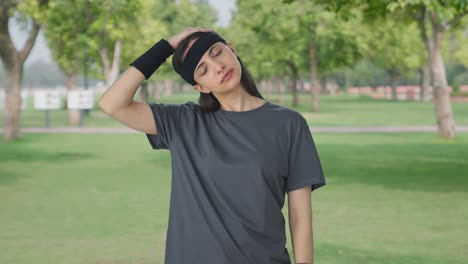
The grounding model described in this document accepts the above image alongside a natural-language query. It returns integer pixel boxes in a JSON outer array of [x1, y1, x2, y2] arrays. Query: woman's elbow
[[98, 97, 113, 115]]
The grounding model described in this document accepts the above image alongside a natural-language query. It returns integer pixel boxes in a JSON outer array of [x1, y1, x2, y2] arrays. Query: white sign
[[0, 90, 29, 110], [34, 90, 62, 110], [67, 90, 94, 109]]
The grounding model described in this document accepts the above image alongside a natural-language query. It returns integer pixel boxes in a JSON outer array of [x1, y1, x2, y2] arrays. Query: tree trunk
[[287, 62, 298, 107], [272, 76, 280, 101], [289, 76, 298, 107], [330, 80, 338, 96], [309, 39, 320, 112], [430, 27, 456, 139], [266, 78, 273, 99], [174, 81, 180, 93], [389, 71, 400, 101], [419, 64, 431, 102], [4, 66, 23, 140], [140, 82, 149, 101], [65, 72, 80, 126], [278, 76, 286, 104], [418, 8, 456, 138], [0, 13, 41, 140], [99, 39, 122, 86], [320, 78, 327, 95], [344, 68, 351, 91], [163, 79, 173, 96], [417, 7, 434, 102], [152, 82, 161, 100], [298, 79, 304, 93]]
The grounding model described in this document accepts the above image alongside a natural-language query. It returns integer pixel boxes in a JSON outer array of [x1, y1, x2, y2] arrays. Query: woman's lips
[[221, 69, 233, 83]]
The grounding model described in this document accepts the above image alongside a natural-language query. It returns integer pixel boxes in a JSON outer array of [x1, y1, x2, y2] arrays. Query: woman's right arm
[[98, 67, 156, 134], [98, 27, 212, 135]]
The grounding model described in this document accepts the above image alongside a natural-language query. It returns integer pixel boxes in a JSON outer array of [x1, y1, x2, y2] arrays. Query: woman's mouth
[[221, 69, 233, 83]]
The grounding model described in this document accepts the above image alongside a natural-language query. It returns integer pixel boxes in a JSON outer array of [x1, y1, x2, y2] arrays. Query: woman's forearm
[[99, 38, 174, 114], [290, 218, 313, 264], [98, 66, 145, 114]]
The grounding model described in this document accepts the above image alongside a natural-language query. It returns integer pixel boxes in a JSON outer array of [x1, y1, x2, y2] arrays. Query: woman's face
[[185, 40, 241, 94]]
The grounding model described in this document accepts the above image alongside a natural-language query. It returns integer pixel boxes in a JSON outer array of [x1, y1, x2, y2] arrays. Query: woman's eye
[[201, 48, 222, 76]]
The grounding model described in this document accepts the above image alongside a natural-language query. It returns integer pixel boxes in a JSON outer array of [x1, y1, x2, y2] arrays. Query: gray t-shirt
[[145, 100, 326, 264]]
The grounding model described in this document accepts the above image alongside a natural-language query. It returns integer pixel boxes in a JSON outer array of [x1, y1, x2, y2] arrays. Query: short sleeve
[[145, 101, 197, 150], [286, 118, 326, 193]]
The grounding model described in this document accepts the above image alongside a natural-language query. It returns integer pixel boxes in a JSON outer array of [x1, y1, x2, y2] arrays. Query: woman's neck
[[213, 84, 265, 112]]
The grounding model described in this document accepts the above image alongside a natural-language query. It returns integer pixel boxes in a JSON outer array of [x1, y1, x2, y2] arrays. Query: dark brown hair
[[172, 31, 264, 111]]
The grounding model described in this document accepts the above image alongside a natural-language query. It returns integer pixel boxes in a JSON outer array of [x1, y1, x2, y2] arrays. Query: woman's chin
[[224, 77, 242, 89]]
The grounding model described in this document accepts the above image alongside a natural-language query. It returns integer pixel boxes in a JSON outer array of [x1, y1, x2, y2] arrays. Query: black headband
[[177, 32, 226, 85]]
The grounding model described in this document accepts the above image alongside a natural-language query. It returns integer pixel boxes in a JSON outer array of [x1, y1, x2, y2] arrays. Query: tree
[[233, 0, 366, 109], [0, 0, 49, 140], [387, 0, 468, 138], [304, 0, 468, 138], [451, 25, 468, 69], [44, 0, 87, 126], [366, 19, 422, 100], [44, 0, 164, 123], [88, 0, 141, 86]]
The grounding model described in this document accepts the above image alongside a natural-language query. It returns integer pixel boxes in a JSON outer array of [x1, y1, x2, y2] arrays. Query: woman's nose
[[214, 60, 225, 72]]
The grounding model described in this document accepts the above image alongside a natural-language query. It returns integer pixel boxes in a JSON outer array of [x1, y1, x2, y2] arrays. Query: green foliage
[[366, 19, 423, 77], [16, 0, 50, 24], [44, 0, 143, 79], [388, 0, 468, 27], [42, 0, 219, 82], [376, 0, 468, 39], [230, 0, 367, 81], [230, 0, 307, 78], [450, 23, 468, 68], [313, 8, 368, 75], [4, 0, 466, 89], [347, 60, 388, 87], [44, 0, 85, 75]]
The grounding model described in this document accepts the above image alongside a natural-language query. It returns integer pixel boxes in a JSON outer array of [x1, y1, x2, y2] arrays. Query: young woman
[[99, 27, 326, 264]]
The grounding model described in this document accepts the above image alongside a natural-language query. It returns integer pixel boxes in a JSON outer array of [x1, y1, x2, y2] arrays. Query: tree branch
[[111, 39, 122, 70], [417, 7, 429, 45], [98, 46, 110, 76], [17, 0, 50, 63], [18, 19, 41, 63], [442, 9, 468, 30]]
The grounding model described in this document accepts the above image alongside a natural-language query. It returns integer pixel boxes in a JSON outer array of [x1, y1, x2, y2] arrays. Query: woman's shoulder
[[266, 101, 307, 125], [151, 100, 200, 111]]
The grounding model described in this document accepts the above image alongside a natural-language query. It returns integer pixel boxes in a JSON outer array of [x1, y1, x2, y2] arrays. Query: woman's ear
[[226, 41, 237, 56], [194, 84, 211, 94]]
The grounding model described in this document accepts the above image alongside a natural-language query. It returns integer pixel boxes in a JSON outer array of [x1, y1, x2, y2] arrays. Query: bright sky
[[9, 0, 235, 66]]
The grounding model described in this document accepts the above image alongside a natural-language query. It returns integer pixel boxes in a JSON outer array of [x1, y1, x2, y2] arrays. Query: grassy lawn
[[1, 133, 467, 263], [1, 91, 467, 128]]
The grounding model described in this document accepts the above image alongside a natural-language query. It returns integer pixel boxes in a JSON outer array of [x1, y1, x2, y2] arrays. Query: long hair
[[172, 31, 264, 111]]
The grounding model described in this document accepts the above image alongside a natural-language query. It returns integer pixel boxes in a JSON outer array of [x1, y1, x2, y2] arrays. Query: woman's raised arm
[[98, 67, 157, 134], [98, 27, 212, 135]]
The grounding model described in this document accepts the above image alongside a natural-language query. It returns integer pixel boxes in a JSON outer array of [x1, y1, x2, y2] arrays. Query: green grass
[[1, 133, 467, 263], [2, 91, 468, 128]]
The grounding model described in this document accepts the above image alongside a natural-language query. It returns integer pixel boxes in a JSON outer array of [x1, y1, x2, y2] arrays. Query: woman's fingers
[[168, 27, 214, 49]]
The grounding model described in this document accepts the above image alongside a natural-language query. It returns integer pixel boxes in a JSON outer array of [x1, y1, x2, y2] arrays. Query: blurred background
[[1, 0, 467, 263]]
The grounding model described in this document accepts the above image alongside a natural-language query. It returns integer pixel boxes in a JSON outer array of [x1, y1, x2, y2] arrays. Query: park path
[[1, 126, 468, 133]]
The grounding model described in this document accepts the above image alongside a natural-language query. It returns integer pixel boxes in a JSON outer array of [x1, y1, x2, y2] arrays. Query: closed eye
[[201, 48, 223, 76]]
